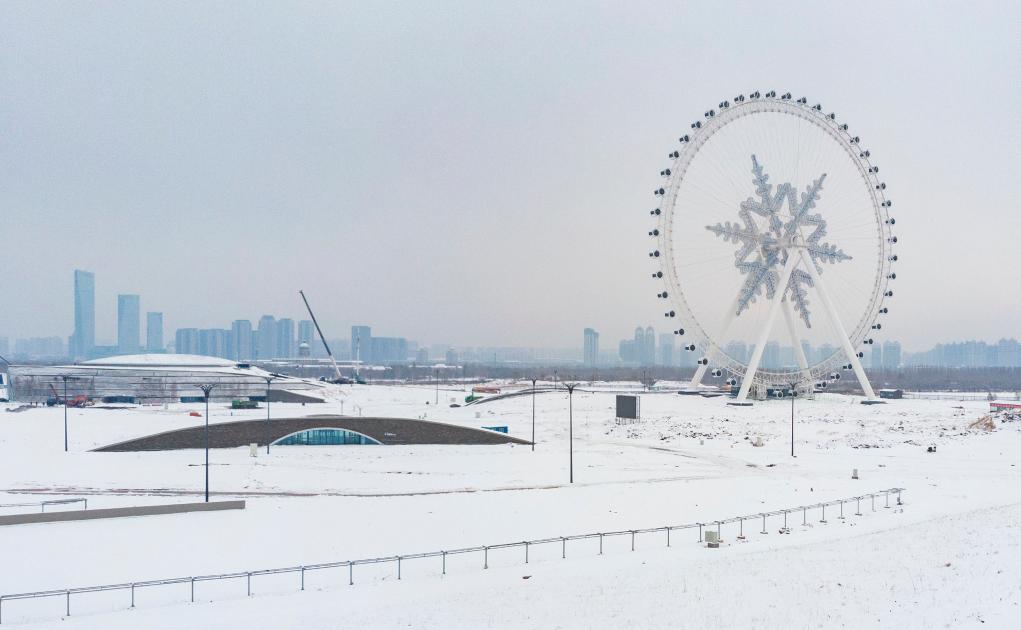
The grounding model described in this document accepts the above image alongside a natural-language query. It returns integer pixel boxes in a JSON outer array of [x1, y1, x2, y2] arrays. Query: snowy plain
[[1, 382, 1019, 628]]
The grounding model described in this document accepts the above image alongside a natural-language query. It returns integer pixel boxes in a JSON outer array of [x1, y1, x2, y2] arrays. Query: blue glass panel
[[273, 428, 379, 446]]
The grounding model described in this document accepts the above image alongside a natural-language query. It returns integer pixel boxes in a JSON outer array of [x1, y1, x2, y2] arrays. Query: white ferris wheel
[[650, 91, 897, 401]]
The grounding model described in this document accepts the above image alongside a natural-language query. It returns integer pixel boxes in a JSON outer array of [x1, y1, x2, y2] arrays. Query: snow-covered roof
[[80, 354, 238, 368]]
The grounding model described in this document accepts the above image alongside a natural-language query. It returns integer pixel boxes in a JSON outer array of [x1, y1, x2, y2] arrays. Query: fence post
[[698, 523, 703, 542], [301, 566, 305, 591], [839, 501, 844, 520], [66, 590, 70, 617], [884, 491, 890, 508], [599, 534, 603, 555], [739, 518, 743, 538], [442, 551, 446, 575], [398, 556, 402, 580], [856, 498, 861, 516], [131, 583, 135, 608], [631, 531, 635, 552], [484, 547, 488, 570], [871, 494, 875, 511], [783, 510, 788, 529], [247, 573, 251, 596], [525, 543, 529, 564], [561, 537, 566, 559], [761, 514, 767, 534], [716, 522, 721, 540], [803, 507, 807, 525], [820, 504, 827, 523], [667, 527, 671, 548], [191, 577, 195, 602]]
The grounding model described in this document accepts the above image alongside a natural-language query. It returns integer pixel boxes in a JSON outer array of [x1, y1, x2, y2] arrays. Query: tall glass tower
[[117, 294, 141, 354], [72, 270, 95, 359]]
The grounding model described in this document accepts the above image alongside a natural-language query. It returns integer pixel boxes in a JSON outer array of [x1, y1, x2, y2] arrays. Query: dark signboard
[[616, 394, 639, 420]]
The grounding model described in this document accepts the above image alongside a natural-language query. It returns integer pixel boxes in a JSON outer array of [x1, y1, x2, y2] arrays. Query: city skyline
[[2, 3, 1018, 351]]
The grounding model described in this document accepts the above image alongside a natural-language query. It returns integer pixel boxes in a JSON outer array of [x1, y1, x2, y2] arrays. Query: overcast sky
[[1, 1, 1018, 351]]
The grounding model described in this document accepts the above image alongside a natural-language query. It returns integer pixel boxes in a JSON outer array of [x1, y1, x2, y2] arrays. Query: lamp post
[[200, 384, 215, 502], [788, 381, 797, 457], [530, 377, 537, 452], [434, 368, 439, 405], [566, 383, 576, 483], [553, 369, 559, 391], [60, 375, 70, 452], [265, 376, 274, 455]]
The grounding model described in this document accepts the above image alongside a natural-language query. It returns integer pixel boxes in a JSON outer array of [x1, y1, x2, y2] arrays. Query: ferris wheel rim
[[651, 93, 896, 388]]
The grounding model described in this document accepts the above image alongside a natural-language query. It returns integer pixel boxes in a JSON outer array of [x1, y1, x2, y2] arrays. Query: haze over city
[[2, 1, 1019, 351]]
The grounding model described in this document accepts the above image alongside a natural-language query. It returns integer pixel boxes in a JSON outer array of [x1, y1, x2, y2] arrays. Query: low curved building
[[94, 416, 530, 451], [7, 354, 332, 403]]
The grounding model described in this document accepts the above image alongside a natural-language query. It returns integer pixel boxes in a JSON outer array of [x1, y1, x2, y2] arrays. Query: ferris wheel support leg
[[797, 250, 876, 400], [781, 298, 813, 388], [736, 255, 800, 402], [688, 292, 744, 389]]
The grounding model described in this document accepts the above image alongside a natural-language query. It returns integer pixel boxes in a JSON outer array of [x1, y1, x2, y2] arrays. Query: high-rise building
[[0, 336, 8, 356], [762, 341, 780, 369], [642, 326, 655, 366], [117, 294, 141, 354], [298, 320, 314, 345], [175, 328, 200, 355], [198, 329, 230, 358], [658, 333, 674, 366], [583, 328, 599, 366], [870, 343, 883, 370], [71, 270, 95, 359], [351, 326, 372, 363], [231, 320, 253, 360], [371, 337, 408, 363], [277, 318, 295, 358], [146, 312, 164, 352], [882, 341, 901, 370], [257, 315, 277, 359]]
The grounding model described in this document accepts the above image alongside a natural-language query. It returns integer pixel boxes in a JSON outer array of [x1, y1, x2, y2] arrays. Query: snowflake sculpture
[[706, 155, 851, 327]]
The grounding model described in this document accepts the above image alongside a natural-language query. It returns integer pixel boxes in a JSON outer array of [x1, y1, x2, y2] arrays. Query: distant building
[[416, 347, 429, 363], [870, 344, 883, 370], [0, 336, 8, 356], [762, 341, 780, 369], [13, 337, 65, 359], [70, 270, 95, 359], [583, 328, 599, 366], [117, 294, 141, 355], [725, 341, 748, 364], [198, 329, 230, 359], [277, 318, 295, 358], [146, 312, 164, 353], [175, 328, 199, 355], [882, 341, 901, 369], [371, 337, 408, 363], [658, 333, 674, 366], [231, 320, 253, 360], [257, 315, 277, 359], [298, 320, 314, 345], [445, 348, 459, 365], [351, 325, 372, 363]]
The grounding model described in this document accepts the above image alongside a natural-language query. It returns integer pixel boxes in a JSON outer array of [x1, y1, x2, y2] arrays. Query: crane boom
[[298, 290, 343, 382]]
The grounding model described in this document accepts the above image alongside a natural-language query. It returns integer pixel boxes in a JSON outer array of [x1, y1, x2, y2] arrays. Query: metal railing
[[0, 488, 904, 624], [0, 498, 87, 514]]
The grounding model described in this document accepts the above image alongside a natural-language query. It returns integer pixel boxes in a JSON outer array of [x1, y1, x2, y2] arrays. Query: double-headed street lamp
[[530, 377, 537, 452], [566, 383, 576, 483], [200, 384, 216, 502], [788, 381, 798, 457], [59, 375, 78, 452], [265, 376, 275, 455]]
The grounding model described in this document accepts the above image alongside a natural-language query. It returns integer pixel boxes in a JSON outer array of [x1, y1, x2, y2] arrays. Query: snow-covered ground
[[1, 382, 1020, 628]]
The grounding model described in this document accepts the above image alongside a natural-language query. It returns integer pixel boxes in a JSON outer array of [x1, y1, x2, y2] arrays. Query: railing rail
[[0, 498, 87, 513], [0, 487, 904, 624]]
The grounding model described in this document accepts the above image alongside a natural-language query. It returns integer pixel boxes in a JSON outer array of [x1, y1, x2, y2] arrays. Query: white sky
[[1, 1, 1018, 351]]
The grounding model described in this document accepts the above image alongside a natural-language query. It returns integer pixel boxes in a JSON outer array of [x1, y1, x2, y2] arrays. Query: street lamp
[[265, 376, 274, 455], [566, 383, 576, 483], [788, 381, 798, 457], [434, 368, 439, 405], [200, 384, 216, 502], [530, 377, 537, 452], [60, 375, 72, 452]]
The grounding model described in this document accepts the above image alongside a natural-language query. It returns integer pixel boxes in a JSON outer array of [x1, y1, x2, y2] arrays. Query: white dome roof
[[81, 354, 238, 368]]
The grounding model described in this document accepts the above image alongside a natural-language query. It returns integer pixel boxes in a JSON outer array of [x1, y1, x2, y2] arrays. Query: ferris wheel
[[650, 91, 897, 401]]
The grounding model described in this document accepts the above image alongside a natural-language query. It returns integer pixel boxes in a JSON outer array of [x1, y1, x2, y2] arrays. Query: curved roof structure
[[81, 354, 238, 368], [94, 416, 530, 451]]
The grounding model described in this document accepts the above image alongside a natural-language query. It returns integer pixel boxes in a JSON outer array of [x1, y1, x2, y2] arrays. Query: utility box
[[705, 530, 720, 548]]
